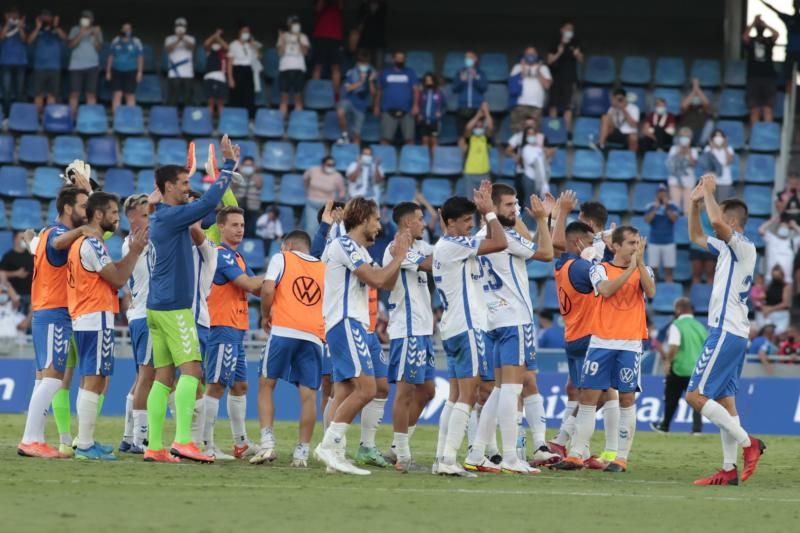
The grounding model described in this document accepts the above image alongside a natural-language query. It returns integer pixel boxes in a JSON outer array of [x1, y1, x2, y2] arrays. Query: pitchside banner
[[1, 358, 798, 435]]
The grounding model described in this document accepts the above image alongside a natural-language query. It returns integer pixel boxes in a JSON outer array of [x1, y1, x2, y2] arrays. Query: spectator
[[67, 10, 102, 116], [452, 51, 489, 148], [775, 172, 800, 224], [644, 184, 681, 282], [743, 15, 778, 124], [414, 191, 440, 243], [0, 231, 33, 315], [666, 127, 698, 212], [337, 49, 375, 145], [227, 24, 262, 117], [234, 156, 264, 238], [346, 145, 385, 203], [256, 206, 284, 254], [311, 0, 344, 94], [417, 72, 446, 156], [164, 17, 195, 107], [700, 128, 736, 200], [106, 21, 143, 112], [303, 156, 346, 234], [519, 124, 551, 199], [777, 326, 800, 362], [690, 209, 716, 284], [547, 21, 583, 131], [751, 324, 778, 375], [0, 280, 23, 340], [679, 79, 714, 146], [277, 16, 310, 118], [598, 88, 640, 152], [203, 29, 229, 118], [0, 7, 28, 115], [759, 266, 792, 334], [375, 50, 419, 145], [750, 272, 767, 315], [762, 0, 800, 90], [509, 46, 552, 132], [356, 0, 387, 69], [462, 106, 494, 195], [27, 9, 66, 112], [640, 97, 676, 152], [759, 215, 800, 282], [537, 310, 565, 349]]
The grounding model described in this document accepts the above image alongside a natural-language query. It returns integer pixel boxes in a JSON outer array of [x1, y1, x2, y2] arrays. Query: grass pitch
[[0, 414, 797, 532]]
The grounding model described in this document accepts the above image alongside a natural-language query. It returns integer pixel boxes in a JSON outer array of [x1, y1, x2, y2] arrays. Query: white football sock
[[76, 389, 99, 450], [227, 394, 248, 445], [408, 425, 416, 443], [616, 405, 636, 460], [467, 403, 482, 447], [443, 402, 471, 464], [359, 398, 386, 449], [467, 388, 499, 462], [22, 377, 61, 444], [523, 393, 546, 449], [322, 421, 348, 448], [435, 401, 454, 460], [499, 384, 522, 461], [123, 393, 134, 443], [260, 426, 275, 447], [721, 415, 740, 471], [192, 399, 205, 446], [569, 404, 597, 459], [701, 400, 749, 447], [554, 400, 578, 445], [203, 395, 220, 449], [322, 398, 333, 429], [33, 379, 41, 394], [394, 432, 410, 460], [132, 409, 148, 447], [602, 399, 620, 453]]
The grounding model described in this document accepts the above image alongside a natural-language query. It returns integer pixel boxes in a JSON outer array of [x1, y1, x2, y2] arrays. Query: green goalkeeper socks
[[174, 375, 200, 445], [97, 393, 105, 416], [51, 388, 71, 435], [147, 381, 171, 451]]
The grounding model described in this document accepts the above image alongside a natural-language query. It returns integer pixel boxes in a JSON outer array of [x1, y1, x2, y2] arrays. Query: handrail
[[775, 62, 798, 202]]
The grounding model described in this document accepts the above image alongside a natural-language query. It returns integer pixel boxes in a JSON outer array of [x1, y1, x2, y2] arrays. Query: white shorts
[[668, 175, 696, 189], [648, 243, 677, 269]]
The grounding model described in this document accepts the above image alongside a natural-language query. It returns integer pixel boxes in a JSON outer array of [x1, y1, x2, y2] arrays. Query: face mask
[[563, 30, 574, 41], [80, 17, 91, 28], [291, 23, 301, 34], [777, 226, 791, 238], [655, 105, 667, 115], [241, 32, 251, 41], [8, 18, 18, 25], [473, 128, 485, 136], [0, 293, 8, 305], [626, 92, 636, 103], [361, 155, 373, 165], [211, 43, 221, 51], [691, 96, 702, 105], [395, 61, 405, 68], [525, 54, 538, 64], [526, 135, 537, 144], [464, 57, 475, 68], [175, 26, 186, 35], [713, 135, 724, 147], [121, 30, 132, 38], [358, 64, 369, 73], [323, 165, 335, 174], [240, 165, 254, 176], [679, 136, 691, 147]]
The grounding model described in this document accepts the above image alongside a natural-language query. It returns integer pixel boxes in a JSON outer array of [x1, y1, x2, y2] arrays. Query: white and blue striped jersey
[[476, 227, 538, 330], [191, 238, 218, 328], [383, 240, 434, 339], [705, 232, 756, 338], [123, 236, 150, 322], [322, 235, 373, 333], [433, 235, 487, 340]]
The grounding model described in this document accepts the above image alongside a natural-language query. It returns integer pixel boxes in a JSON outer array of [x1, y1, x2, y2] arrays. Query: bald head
[[674, 297, 693, 316]]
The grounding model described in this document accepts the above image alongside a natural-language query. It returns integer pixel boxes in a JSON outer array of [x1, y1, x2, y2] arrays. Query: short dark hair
[[56, 186, 89, 216], [392, 202, 422, 224], [317, 201, 345, 223], [441, 196, 477, 226], [155, 165, 187, 194], [720, 198, 749, 227], [322, 156, 335, 166], [216, 206, 244, 225], [539, 309, 555, 322], [343, 197, 378, 231], [242, 156, 255, 164], [356, 49, 370, 62], [613, 88, 626, 98], [612, 225, 639, 245], [86, 192, 119, 222], [284, 230, 311, 249], [565, 221, 594, 238], [580, 201, 608, 228], [491, 183, 517, 205]]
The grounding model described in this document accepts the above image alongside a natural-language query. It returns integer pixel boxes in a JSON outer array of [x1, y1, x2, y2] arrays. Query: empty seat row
[[586, 57, 750, 88]]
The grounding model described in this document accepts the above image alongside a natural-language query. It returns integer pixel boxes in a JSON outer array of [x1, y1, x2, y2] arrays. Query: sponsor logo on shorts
[[619, 367, 634, 384]]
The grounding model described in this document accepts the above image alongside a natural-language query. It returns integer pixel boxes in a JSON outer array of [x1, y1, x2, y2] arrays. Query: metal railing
[[776, 62, 798, 195]]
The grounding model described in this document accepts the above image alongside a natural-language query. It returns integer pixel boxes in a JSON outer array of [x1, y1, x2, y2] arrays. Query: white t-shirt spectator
[[278, 32, 309, 72], [521, 144, 550, 194], [607, 103, 640, 135], [346, 162, 384, 200], [228, 40, 260, 66], [762, 231, 800, 282], [510, 63, 552, 108], [508, 131, 545, 173], [164, 34, 195, 78], [256, 215, 284, 241], [703, 145, 735, 185]]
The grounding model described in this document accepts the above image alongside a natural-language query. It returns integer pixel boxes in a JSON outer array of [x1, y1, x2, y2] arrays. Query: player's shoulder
[[505, 228, 536, 250], [439, 235, 478, 248]]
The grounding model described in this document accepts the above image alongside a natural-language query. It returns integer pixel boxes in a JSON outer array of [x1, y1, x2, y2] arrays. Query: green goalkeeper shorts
[[146, 309, 202, 369]]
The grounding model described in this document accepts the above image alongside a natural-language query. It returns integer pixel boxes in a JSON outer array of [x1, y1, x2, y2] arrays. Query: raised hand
[[129, 226, 149, 255], [220, 134, 240, 167], [636, 237, 647, 265], [525, 194, 547, 220], [473, 180, 495, 215], [701, 173, 716, 195], [320, 200, 335, 224], [541, 192, 557, 217], [331, 206, 344, 225], [602, 222, 616, 249], [690, 181, 705, 203], [393, 229, 413, 257], [559, 189, 577, 215]]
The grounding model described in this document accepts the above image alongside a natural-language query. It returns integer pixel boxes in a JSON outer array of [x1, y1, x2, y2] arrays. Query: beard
[[497, 213, 516, 228], [100, 219, 117, 233], [70, 213, 87, 228]]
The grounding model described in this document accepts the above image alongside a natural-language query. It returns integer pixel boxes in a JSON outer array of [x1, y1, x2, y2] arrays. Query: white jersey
[[191, 239, 218, 328], [476, 227, 538, 330], [383, 240, 434, 339], [123, 236, 150, 322], [322, 235, 372, 332], [433, 235, 487, 340], [706, 232, 756, 338]]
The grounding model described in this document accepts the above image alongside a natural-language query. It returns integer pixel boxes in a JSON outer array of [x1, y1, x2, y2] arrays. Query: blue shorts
[[443, 329, 486, 380], [688, 327, 747, 400], [367, 332, 388, 379], [327, 319, 373, 383], [205, 326, 247, 386], [565, 336, 589, 385], [32, 309, 72, 373], [129, 318, 153, 367], [581, 346, 641, 393], [74, 329, 115, 377], [389, 336, 434, 385], [321, 343, 332, 376], [489, 324, 537, 371], [197, 324, 209, 359], [260, 334, 323, 390]]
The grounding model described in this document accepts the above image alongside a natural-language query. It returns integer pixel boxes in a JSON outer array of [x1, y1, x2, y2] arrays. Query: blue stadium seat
[[421, 178, 452, 206], [136, 74, 163, 104], [526, 260, 552, 280], [322, 110, 342, 141], [46, 201, 58, 225], [104, 168, 135, 198], [254, 108, 285, 138], [370, 145, 397, 174], [0, 135, 13, 164], [480, 53, 509, 82], [743, 186, 772, 216], [724, 60, 746, 87], [744, 154, 776, 184], [157, 138, 188, 166], [573, 117, 601, 148], [0, 166, 28, 197], [442, 51, 466, 80], [550, 149, 567, 179], [628, 216, 650, 239], [652, 314, 673, 332], [43, 104, 72, 133], [136, 170, 155, 194], [8, 103, 39, 132], [542, 280, 559, 310], [11, 199, 42, 230], [605, 150, 637, 180], [182, 106, 213, 136], [294, 142, 326, 171], [148, 106, 180, 136], [236, 140, 259, 164], [259, 174, 276, 203], [278, 174, 306, 206], [53, 136, 85, 166], [633, 183, 661, 213], [571, 150, 603, 180], [113, 105, 145, 135], [774, 91, 785, 120], [674, 216, 690, 246], [141, 43, 156, 72], [602, 182, 629, 212], [122, 137, 155, 168], [431, 147, 463, 175], [690, 283, 712, 314], [384, 177, 418, 205], [541, 117, 567, 146], [277, 205, 296, 232], [399, 145, 431, 175], [239, 239, 266, 271], [580, 86, 610, 117], [690, 59, 721, 87], [489, 148, 516, 178], [87, 137, 118, 166], [331, 143, 358, 172], [438, 115, 459, 145], [652, 282, 683, 313], [32, 167, 63, 199], [262, 141, 294, 172], [0, 231, 11, 251], [76, 104, 108, 135], [745, 218, 766, 248], [287, 110, 320, 141], [406, 50, 434, 78], [262, 48, 279, 79], [105, 235, 123, 261], [620, 56, 651, 85], [716, 120, 745, 150], [18, 135, 49, 164], [304, 79, 335, 110], [218, 107, 250, 137], [563, 180, 593, 202], [622, 86, 647, 109], [674, 249, 691, 282], [718, 88, 747, 118], [584, 56, 615, 85], [749, 121, 780, 152], [360, 114, 381, 143], [652, 87, 682, 115], [654, 57, 685, 86], [440, 84, 458, 113], [485, 84, 509, 113]]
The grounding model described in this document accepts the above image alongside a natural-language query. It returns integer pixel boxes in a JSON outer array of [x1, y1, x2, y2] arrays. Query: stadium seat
[[571, 150, 603, 180], [369, 145, 397, 174], [321, 110, 341, 141], [421, 178, 452, 206], [287, 110, 320, 141], [652, 87, 682, 115], [258, 174, 276, 203], [480, 52, 509, 82], [360, 114, 381, 143], [440, 84, 458, 113], [0, 166, 28, 197], [485, 84, 509, 112], [8, 103, 39, 132], [0, 231, 11, 251], [584, 56, 616, 85], [277, 205, 296, 232], [550, 149, 567, 179], [431, 147, 463, 175], [715, 120, 745, 150], [526, 259, 552, 280], [18, 135, 49, 164], [774, 91, 785, 120], [384, 177, 418, 205], [489, 148, 515, 178], [690, 59, 721, 87], [744, 154, 776, 184], [541, 117, 567, 146], [628, 216, 650, 239], [749, 121, 780, 152], [236, 139, 259, 164], [157, 138, 188, 166], [0, 135, 13, 164], [30, 167, 61, 200], [690, 283, 712, 313], [399, 145, 431, 175], [572, 117, 601, 148], [620, 56, 651, 85], [136, 74, 163, 104], [254, 108, 285, 138], [331, 143, 358, 172], [718, 88, 747, 118], [104, 168, 135, 198], [262, 141, 294, 172], [406, 50, 434, 78], [633, 183, 661, 213], [182, 106, 213, 136], [218, 107, 250, 137], [743, 186, 772, 216], [278, 174, 306, 206], [262, 47, 279, 79], [673, 249, 691, 282], [442, 51, 466, 80], [113, 105, 145, 135], [745, 218, 766, 248], [724, 59, 746, 87], [653, 282, 683, 313], [11, 199, 42, 230], [562, 180, 593, 202], [46, 200, 58, 224], [76, 104, 108, 135], [438, 115, 459, 145], [605, 150, 637, 180], [53, 136, 85, 166], [579, 86, 610, 117], [136, 170, 155, 194], [43, 104, 72, 133], [87, 137, 118, 167], [622, 86, 647, 109], [672, 216, 689, 247], [602, 182, 629, 212], [122, 137, 155, 168], [141, 43, 156, 72], [654, 57, 685, 86], [542, 280, 559, 310], [239, 239, 266, 271], [104, 235, 123, 261], [304, 79, 336, 110], [148, 106, 180, 136], [294, 142, 326, 171]]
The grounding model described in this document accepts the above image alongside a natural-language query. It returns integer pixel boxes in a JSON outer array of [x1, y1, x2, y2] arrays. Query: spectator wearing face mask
[[164, 17, 195, 107], [462, 107, 494, 195], [640, 97, 676, 152], [759, 215, 800, 284], [67, 10, 102, 117], [775, 173, 800, 224], [303, 156, 346, 235], [311, 0, 344, 95], [106, 21, 143, 112], [700, 129, 736, 199], [0, 280, 23, 340], [666, 127, 698, 212], [759, 266, 792, 334], [27, 9, 66, 113], [256, 206, 284, 254], [203, 29, 229, 118], [0, 230, 33, 316], [227, 24, 262, 117], [277, 15, 310, 118], [743, 15, 779, 125], [452, 51, 489, 147], [598, 88, 640, 152], [547, 21, 582, 131], [519, 124, 550, 200], [509, 46, 552, 132], [417, 72, 446, 156], [375, 50, 420, 145], [337, 49, 375, 145], [679, 78, 713, 146], [0, 7, 29, 115], [234, 156, 264, 237], [643, 184, 681, 282], [356, 0, 387, 69], [346, 146, 385, 203]]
